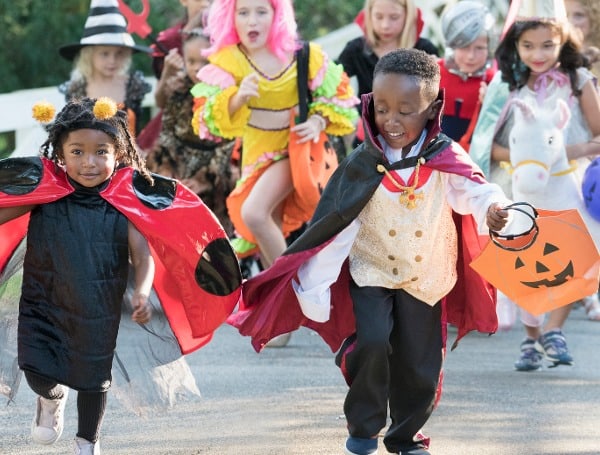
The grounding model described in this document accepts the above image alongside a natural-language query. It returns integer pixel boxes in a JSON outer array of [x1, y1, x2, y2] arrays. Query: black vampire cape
[[228, 92, 498, 352]]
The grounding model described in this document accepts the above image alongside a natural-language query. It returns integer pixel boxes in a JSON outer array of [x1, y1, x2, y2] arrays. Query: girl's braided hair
[[39, 97, 153, 184]]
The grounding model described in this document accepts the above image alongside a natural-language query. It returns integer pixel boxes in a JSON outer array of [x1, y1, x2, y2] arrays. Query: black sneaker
[[344, 436, 378, 455]]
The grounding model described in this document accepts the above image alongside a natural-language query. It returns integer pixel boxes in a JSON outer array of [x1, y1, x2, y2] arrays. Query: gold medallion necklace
[[377, 157, 426, 209]]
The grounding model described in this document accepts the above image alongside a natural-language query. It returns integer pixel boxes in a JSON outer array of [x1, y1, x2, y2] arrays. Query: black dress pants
[[344, 283, 443, 453]]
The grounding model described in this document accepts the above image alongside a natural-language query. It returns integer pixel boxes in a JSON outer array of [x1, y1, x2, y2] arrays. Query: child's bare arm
[[0, 205, 35, 225], [128, 222, 155, 324], [229, 73, 260, 115], [155, 48, 185, 108], [491, 141, 510, 162]]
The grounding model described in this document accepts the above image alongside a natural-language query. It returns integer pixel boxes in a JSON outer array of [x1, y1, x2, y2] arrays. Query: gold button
[[388, 255, 395, 261], [415, 230, 423, 237], [389, 229, 396, 237], [415, 255, 422, 262], [411, 276, 418, 281], [392, 268, 399, 275]]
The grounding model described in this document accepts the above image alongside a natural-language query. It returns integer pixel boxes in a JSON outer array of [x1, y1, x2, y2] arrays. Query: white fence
[[0, 79, 160, 158]]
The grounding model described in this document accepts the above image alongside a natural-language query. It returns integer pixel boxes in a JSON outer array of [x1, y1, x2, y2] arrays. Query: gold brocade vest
[[349, 174, 458, 305]]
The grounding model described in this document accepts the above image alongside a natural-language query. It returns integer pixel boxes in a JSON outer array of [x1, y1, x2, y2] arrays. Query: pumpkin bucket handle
[[490, 202, 539, 252]]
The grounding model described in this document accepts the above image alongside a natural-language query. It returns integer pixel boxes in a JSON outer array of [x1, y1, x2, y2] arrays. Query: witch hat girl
[[57, 0, 153, 136], [59, 0, 151, 60]]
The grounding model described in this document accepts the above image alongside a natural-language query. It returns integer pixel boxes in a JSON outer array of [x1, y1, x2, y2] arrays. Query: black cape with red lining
[[0, 157, 242, 356], [228, 92, 497, 352]]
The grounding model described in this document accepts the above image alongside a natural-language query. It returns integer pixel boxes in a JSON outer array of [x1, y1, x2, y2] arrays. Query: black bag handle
[[296, 41, 311, 123], [489, 202, 539, 252]]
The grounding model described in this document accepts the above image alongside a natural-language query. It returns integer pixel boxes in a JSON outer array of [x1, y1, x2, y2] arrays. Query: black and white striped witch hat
[[59, 0, 151, 60]]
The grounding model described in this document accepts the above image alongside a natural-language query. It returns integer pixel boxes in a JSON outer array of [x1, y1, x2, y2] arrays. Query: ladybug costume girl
[[0, 97, 241, 453]]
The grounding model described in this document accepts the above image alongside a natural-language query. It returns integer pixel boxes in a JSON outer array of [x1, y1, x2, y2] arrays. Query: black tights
[[24, 371, 107, 443]]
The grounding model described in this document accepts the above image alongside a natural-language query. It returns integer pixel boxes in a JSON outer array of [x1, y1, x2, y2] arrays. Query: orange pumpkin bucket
[[470, 202, 600, 315], [287, 112, 338, 214]]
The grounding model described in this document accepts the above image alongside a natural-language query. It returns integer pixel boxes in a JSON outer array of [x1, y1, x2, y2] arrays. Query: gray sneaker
[[514, 338, 543, 371], [74, 436, 101, 454], [31, 386, 69, 445], [539, 329, 573, 367]]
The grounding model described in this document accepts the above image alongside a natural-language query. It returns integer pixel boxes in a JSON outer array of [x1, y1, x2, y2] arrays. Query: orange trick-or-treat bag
[[470, 202, 600, 315]]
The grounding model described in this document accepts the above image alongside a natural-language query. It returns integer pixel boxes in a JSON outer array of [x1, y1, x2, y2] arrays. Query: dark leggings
[[25, 370, 107, 443]]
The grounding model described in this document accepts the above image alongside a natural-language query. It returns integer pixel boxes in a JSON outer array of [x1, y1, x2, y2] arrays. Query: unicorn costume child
[[470, 0, 600, 370]]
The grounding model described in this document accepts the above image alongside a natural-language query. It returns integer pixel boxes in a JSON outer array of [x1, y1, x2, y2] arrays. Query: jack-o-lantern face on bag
[[516, 242, 574, 289], [471, 204, 600, 316]]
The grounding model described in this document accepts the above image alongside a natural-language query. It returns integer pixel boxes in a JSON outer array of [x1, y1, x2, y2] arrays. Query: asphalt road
[[1, 305, 599, 455]]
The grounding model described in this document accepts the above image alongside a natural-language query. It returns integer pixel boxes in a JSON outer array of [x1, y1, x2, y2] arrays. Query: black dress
[[18, 179, 129, 392]]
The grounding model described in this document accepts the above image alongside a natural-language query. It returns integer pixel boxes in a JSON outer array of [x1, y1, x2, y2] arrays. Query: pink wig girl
[[203, 0, 299, 62]]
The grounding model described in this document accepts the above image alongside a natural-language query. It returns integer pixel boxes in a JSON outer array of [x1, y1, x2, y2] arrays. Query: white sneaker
[[264, 332, 292, 347], [74, 436, 101, 454], [31, 386, 69, 445]]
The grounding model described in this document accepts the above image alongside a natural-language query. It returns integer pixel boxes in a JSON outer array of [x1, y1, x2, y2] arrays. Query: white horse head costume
[[507, 97, 600, 246], [509, 98, 572, 201]]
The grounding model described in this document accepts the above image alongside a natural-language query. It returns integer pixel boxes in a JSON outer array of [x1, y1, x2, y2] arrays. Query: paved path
[[1, 306, 599, 454]]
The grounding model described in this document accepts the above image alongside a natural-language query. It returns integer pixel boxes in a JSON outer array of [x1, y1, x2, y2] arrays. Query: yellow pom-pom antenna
[[32, 101, 56, 123], [93, 97, 118, 120]]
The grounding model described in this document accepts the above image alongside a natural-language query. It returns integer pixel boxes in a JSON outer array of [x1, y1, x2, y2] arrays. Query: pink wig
[[203, 0, 298, 62]]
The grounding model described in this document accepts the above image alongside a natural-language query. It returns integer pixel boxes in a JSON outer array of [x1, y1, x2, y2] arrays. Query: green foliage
[[0, 132, 15, 160], [0, 0, 181, 93], [0, 0, 364, 93], [0, 0, 87, 92], [0, 133, 15, 159], [294, 0, 363, 40]]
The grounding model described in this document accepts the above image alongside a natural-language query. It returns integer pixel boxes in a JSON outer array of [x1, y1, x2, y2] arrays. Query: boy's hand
[[486, 202, 509, 232], [131, 293, 152, 324]]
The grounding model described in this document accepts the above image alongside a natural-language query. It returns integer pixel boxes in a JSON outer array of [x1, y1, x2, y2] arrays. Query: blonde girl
[[58, 0, 152, 136], [337, 0, 438, 144]]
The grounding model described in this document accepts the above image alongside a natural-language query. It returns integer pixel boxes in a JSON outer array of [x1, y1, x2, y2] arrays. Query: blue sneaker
[[539, 329, 573, 367], [344, 436, 378, 455], [514, 338, 543, 371]]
